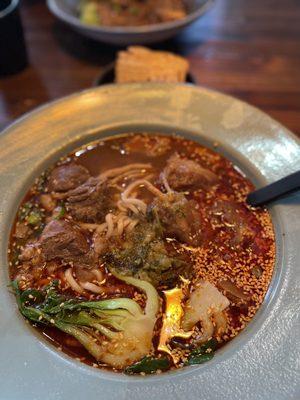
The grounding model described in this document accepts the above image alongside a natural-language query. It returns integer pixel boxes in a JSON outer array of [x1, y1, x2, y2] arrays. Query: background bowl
[[47, 0, 214, 45]]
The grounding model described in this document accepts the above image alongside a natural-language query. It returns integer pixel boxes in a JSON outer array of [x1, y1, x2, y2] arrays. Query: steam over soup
[[9, 133, 275, 374]]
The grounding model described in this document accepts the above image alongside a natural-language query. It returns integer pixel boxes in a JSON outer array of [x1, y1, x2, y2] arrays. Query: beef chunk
[[40, 220, 95, 267], [19, 243, 44, 266], [211, 200, 255, 246], [48, 163, 90, 192], [149, 192, 202, 246], [163, 153, 217, 190], [15, 222, 32, 240], [65, 178, 113, 223]]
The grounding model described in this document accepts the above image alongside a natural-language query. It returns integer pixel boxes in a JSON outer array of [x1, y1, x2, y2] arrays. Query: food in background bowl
[[47, 0, 213, 45], [10, 133, 275, 374], [80, 0, 187, 27]]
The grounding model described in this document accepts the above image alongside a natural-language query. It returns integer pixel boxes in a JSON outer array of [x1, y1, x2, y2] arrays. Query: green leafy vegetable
[[18, 201, 45, 232], [125, 356, 170, 375], [27, 211, 42, 226], [189, 338, 218, 357], [12, 274, 159, 370], [36, 172, 48, 192], [185, 338, 217, 366], [185, 353, 214, 365], [18, 202, 34, 221]]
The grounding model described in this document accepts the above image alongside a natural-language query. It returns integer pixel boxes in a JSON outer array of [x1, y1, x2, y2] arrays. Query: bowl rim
[[0, 83, 299, 399], [0, 0, 19, 18], [46, 0, 214, 34]]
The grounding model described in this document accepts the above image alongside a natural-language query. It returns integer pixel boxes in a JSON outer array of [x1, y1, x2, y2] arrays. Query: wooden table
[[1, 0, 300, 138]]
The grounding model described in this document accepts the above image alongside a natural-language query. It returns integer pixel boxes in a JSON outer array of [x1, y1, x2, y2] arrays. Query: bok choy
[[12, 273, 159, 369]]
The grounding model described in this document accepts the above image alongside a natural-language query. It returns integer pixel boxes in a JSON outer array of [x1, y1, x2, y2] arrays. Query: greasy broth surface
[[9, 133, 275, 372]]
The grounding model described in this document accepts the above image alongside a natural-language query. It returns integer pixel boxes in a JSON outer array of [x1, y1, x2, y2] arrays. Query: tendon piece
[[40, 219, 96, 268], [150, 192, 203, 246], [48, 162, 90, 192], [218, 279, 251, 302], [158, 287, 193, 360], [163, 153, 217, 190], [182, 281, 229, 343]]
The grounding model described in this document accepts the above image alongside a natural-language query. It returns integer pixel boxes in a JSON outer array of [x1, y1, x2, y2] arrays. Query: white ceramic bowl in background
[[47, 0, 213, 45]]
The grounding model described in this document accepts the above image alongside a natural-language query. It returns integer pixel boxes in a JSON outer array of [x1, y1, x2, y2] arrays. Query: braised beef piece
[[211, 200, 255, 246], [46, 261, 62, 275], [163, 153, 217, 190], [65, 178, 113, 223], [149, 192, 202, 246], [40, 219, 95, 267], [19, 243, 44, 265], [14, 263, 44, 287], [16, 243, 46, 287], [48, 163, 90, 192]]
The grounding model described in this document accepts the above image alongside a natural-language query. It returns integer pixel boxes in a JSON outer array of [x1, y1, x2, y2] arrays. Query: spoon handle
[[247, 170, 300, 207]]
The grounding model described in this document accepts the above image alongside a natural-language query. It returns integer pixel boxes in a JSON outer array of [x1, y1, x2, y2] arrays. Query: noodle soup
[[9, 133, 275, 374]]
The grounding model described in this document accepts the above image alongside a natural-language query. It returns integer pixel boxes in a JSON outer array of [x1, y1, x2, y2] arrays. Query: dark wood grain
[[1, 0, 300, 137]]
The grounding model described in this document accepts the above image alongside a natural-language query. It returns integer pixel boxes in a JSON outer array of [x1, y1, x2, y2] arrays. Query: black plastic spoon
[[246, 170, 300, 207]]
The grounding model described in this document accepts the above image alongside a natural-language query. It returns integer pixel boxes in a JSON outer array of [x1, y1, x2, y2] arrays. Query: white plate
[[0, 84, 299, 400]]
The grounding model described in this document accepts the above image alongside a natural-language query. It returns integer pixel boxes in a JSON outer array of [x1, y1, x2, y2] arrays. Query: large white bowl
[[47, 0, 213, 45], [0, 84, 299, 400]]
